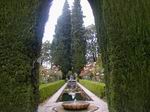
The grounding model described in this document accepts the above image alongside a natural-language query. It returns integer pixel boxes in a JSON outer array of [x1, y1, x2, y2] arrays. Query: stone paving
[[38, 82, 108, 112], [77, 83, 108, 112]]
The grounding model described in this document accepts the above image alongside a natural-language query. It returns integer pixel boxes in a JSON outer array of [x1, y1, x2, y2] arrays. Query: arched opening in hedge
[[40, 0, 96, 81], [0, 0, 149, 112]]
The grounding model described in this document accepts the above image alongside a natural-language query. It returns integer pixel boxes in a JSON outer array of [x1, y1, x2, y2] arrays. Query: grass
[[39, 80, 65, 103], [79, 80, 105, 98]]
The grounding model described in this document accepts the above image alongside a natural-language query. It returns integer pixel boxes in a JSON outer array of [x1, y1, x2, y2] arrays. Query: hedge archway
[[0, 0, 149, 112]]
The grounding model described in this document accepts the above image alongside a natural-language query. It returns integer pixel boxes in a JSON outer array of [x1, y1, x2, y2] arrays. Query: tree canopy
[[85, 24, 98, 62], [41, 41, 51, 66], [51, 0, 72, 78], [71, 0, 86, 74]]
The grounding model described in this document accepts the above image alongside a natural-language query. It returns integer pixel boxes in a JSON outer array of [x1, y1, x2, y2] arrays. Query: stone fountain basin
[[62, 101, 90, 110]]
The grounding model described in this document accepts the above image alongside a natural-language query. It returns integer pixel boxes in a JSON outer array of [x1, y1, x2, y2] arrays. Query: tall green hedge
[[0, 0, 52, 112], [1, 0, 149, 112], [80, 80, 105, 98], [89, 0, 150, 112], [39, 80, 65, 102]]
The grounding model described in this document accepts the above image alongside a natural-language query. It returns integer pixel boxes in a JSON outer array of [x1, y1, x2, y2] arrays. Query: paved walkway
[[77, 83, 108, 112], [38, 83, 67, 112], [38, 82, 108, 112]]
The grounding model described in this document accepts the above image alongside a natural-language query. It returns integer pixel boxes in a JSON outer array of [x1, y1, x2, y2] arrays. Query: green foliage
[[71, 0, 86, 74], [51, 0, 72, 78], [89, 0, 150, 112], [39, 66, 63, 83], [2, 0, 149, 112], [41, 41, 51, 65], [39, 80, 65, 102], [85, 24, 98, 62], [0, 0, 41, 111], [80, 80, 105, 98], [0, 0, 52, 111]]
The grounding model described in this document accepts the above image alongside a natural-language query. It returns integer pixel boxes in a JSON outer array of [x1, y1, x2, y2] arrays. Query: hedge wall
[[80, 80, 105, 98], [0, 0, 52, 112], [1, 0, 149, 112], [39, 80, 65, 103], [89, 0, 150, 112]]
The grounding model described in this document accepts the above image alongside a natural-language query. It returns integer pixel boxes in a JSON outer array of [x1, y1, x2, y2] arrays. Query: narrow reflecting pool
[[57, 80, 92, 102]]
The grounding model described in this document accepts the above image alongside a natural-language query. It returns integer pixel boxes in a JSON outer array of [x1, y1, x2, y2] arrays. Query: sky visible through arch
[[42, 0, 95, 43]]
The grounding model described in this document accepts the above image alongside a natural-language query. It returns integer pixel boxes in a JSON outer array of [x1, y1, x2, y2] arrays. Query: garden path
[[38, 83, 108, 112]]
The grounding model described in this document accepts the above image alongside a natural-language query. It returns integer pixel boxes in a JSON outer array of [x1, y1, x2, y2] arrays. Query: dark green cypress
[[71, 0, 86, 74], [51, 0, 72, 78], [0, 0, 52, 111], [85, 25, 98, 62], [89, 0, 150, 112], [1, 0, 150, 111], [41, 41, 51, 65]]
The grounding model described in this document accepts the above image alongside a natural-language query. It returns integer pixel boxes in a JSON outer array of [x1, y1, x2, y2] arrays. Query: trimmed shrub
[[39, 80, 65, 102], [89, 0, 150, 112], [0, 0, 52, 111], [80, 80, 105, 98]]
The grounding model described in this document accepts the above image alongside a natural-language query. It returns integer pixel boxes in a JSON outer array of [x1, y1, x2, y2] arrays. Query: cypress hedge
[[0, 0, 52, 112], [39, 80, 65, 103], [89, 0, 150, 112], [1, 0, 149, 112], [80, 80, 105, 98]]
